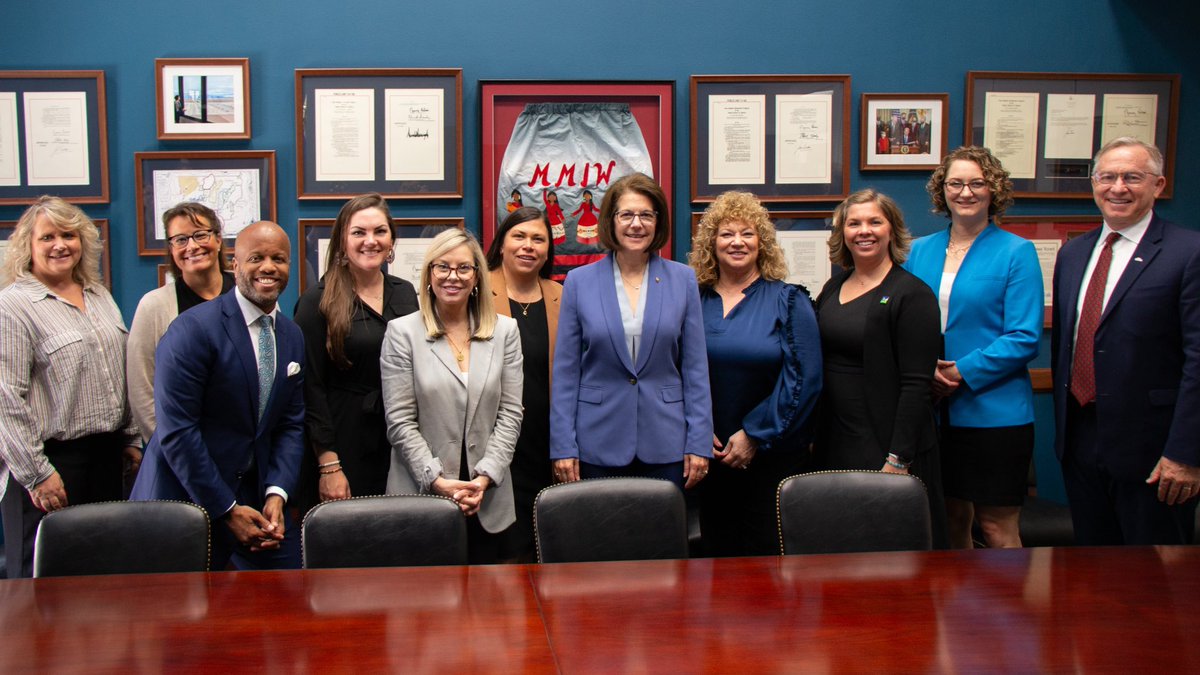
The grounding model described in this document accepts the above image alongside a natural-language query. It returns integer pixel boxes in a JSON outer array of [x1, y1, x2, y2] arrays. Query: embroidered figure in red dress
[[572, 189, 599, 245], [544, 189, 566, 244]]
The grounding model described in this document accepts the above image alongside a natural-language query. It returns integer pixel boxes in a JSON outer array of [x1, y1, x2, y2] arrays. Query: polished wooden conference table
[[2, 546, 1198, 673]]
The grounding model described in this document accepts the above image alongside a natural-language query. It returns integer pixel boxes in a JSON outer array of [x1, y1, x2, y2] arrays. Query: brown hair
[[926, 146, 1014, 223], [161, 202, 229, 280], [320, 193, 394, 368], [829, 189, 912, 267], [689, 191, 788, 287], [597, 173, 671, 253]]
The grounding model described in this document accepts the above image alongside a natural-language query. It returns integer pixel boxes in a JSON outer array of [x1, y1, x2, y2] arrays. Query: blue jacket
[[905, 223, 1042, 427]]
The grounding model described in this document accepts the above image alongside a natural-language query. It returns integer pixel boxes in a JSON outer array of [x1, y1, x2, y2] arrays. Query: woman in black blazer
[[814, 188, 947, 547]]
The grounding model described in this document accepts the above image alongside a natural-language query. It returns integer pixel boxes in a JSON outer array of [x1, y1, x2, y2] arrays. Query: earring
[[471, 286, 478, 296], [385, 249, 395, 264], [334, 251, 348, 267]]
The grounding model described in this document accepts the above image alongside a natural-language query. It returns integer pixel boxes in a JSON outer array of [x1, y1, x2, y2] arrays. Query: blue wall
[[3, 0, 1197, 503]]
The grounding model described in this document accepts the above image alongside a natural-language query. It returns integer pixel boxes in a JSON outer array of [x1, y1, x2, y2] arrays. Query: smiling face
[[233, 223, 290, 313], [167, 214, 220, 279], [842, 201, 893, 267], [1092, 145, 1165, 230], [430, 244, 477, 311], [944, 159, 991, 225], [500, 218, 549, 279], [613, 192, 656, 256], [30, 214, 81, 286], [343, 207, 393, 274], [714, 219, 760, 278]]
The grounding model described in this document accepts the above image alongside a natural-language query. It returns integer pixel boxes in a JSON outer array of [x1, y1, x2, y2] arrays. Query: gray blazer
[[380, 312, 523, 533]]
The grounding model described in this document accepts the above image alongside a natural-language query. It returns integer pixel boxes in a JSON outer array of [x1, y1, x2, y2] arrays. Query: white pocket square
[[287, 361, 301, 377]]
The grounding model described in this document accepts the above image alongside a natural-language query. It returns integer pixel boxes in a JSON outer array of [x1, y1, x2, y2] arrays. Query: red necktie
[[1071, 232, 1122, 405]]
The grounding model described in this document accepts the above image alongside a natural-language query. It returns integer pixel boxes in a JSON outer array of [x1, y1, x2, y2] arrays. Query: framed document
[[298, 217, 463, 293], [999, 214, 1100, 327], [135, 150, 277, 256], [295, 68, 462, 200], [965, 72, 1179, 198], [480, 80, 674, 275], [1, 218, 111, 289], [690, 75, 851, 203], [0, 70, 109, 205], [860, 93, 948, 171], [156, 58, 251, 140], [691, 210, 833, 296]]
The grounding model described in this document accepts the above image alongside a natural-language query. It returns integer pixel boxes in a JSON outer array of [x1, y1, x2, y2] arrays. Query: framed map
[[134, 150, 276, 256]]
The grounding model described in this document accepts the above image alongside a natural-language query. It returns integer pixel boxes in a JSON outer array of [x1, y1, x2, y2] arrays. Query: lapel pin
[[655, 277, 661, 283], [880, 296, 891, 304], [1134, 257, 1144, 262]]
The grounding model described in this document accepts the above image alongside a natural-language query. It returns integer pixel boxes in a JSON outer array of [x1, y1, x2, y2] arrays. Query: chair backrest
[[777, 471, 932, 555], [301, 494, 467, 568], [534, 477, 688, 563], [33, 500, 210, 577]]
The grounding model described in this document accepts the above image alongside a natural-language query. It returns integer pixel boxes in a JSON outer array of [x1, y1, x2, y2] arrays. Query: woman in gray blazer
[[380, 228, 523, 564]]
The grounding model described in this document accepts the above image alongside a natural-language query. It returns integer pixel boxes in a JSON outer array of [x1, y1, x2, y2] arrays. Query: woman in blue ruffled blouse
[[689, 191, 823, 556]]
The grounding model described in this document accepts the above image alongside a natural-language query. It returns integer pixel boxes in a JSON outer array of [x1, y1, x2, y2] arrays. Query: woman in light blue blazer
[[905, 146, 1043, 549], [550, 173, 713, 490]]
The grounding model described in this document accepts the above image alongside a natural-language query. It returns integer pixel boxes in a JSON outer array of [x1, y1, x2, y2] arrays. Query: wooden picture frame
[[965, 71, 1180, 198], [295, 68, 463, 200], [135, 150, 277, 256], [690, 75, 851, 203], [999, 214, 1101, 328], [0, 70, 109, 205], [156, 58, 251, 140], [860, 93, 949, 171], [298, 216, 463, 293]]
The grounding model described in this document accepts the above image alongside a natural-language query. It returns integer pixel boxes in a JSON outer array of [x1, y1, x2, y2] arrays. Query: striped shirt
[[0, 276, 139, 493]]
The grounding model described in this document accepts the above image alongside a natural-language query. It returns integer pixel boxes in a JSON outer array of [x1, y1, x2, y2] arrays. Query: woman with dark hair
[[127, 202, 234, 444], [905, 146, 1041, 549], [293, 194, 418, 509], [484, 205, 562, 561], [689, 191, 823, 556], [0, 196, 140, 577], [815, 188, 947, 547], [551, 173, 712, 491]]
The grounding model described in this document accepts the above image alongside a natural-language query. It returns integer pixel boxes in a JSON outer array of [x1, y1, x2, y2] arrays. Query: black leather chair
[[33, 500, 210, 577], [777, 471, 932, 555], [301, 494, 467, 568], [534, 477, 688, 563]]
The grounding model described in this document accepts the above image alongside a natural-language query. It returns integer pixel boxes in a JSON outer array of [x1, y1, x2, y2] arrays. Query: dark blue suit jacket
[[550, 253, 712, 466], [130, 291, 306, 517], [1051, 213, 1200, 479]]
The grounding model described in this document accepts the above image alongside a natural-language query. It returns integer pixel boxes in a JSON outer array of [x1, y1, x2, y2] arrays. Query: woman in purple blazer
[[550, 173, 713, 490]]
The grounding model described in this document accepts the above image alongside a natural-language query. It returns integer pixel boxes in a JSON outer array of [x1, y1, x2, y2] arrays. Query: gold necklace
[[444, 332, 467, 363], [511, 284, 543, 316]]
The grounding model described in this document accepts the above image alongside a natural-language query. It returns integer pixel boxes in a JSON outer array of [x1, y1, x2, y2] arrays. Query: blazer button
[[629, 377, 637, 385]]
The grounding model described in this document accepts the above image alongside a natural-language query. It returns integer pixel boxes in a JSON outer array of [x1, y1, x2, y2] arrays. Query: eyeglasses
[[945, 180, 988, 193], [167, 230, 215, 249], [615, 210, 658, 226], [430, 262, 478, 279], [1092, 171, 1156, 186]]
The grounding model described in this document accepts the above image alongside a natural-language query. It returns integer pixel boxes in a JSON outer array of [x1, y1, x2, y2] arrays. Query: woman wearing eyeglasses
[[550, 173, 712, 491], [127, 202, 234, 444], [905, 146, 1042, 549], [381, 228, 523, 563]]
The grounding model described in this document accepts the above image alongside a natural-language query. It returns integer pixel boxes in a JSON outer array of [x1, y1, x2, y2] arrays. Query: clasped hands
[[225, 495, 286, 552], [932, 359, 962, 399], [432, 475, 490, 516]]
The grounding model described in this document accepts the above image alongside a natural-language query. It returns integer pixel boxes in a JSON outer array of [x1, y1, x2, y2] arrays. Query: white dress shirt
[[1073, 210, 1153, 344]]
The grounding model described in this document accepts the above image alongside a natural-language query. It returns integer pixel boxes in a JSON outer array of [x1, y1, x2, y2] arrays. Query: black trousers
[[2, 433, 123, 578]]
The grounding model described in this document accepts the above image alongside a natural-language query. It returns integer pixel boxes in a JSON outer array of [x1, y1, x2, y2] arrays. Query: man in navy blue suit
[[131, 221, 305, 569], [1051, 138, 1200, 545]]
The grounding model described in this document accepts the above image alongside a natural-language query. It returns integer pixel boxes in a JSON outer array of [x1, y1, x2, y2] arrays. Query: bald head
[[233, 221, 291, 312]]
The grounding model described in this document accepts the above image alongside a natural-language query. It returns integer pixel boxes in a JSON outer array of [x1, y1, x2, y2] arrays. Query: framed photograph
[[295, 68, 462, 200], [1000, 214, 1100, 327], [1, 218, 111, 289], [691, 210, 832, 296], [481, 80, 674, 276], [965, 71, 1180, 198], [690, 75, 851, 203], [135, 150, 277, 256], [860, 93, 948, 171], [156, 58, 251, 140], [0, 70, 109, 205], [298, 216, 463, 293]]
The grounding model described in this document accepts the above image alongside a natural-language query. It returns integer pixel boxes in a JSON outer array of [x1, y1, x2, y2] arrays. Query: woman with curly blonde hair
[[688, 190, 823, 556]]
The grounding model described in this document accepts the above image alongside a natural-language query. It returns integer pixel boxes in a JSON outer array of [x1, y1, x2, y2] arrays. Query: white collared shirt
[[230, 287, 287, 507], [1073, 210, 1153, 343]]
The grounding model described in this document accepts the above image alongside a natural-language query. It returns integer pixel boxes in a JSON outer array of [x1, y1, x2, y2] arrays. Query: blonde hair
[[417, 228, 496, 340], [689, 191, 788, 287], [2, 196, 103, 288], [828, 189, 912, 268]]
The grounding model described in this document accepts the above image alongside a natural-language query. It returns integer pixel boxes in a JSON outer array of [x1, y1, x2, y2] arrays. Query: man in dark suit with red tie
[[1051, 137, 1200, 545]]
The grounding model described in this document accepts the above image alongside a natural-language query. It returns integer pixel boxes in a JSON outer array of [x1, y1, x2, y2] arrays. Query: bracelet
[[318, 460, 341, 469], [885, 453, 911, 470], [319, 467, 343, 476]]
